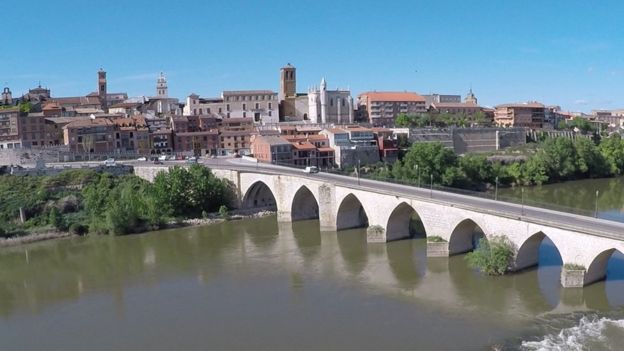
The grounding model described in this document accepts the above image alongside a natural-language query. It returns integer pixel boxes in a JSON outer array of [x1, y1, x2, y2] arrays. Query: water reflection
[[1, 215, 624, 348]]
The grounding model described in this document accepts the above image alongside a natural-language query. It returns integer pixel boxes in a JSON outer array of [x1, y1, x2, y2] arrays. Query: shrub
[[427, 235, 447, 243], [563, 263, 585, 271], [69, 223, 88, 236], [218, 205, 229, 219], [466, 235, 515, 275]]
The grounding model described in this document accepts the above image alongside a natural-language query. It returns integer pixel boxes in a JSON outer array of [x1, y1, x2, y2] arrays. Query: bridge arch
[[514, 231, 562, 271], [385, 202, 427, 242], [585, 248, 623, 285], [291, 185, 319, 221], [448, 218, 486, 255], [242, 181, 277, 211], [336, 194, 369, 230]]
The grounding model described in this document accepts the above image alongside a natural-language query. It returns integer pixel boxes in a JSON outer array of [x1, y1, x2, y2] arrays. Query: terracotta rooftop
[[291, 141, 316, 150], [64, 118, 114, 129], [359, 91, 425, 102]]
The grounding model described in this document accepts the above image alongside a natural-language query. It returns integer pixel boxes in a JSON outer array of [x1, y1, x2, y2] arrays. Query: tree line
[[369, 135, 624, 190], [0, 165, 233, 238]]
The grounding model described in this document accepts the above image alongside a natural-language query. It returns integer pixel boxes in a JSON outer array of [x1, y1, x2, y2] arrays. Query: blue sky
[[1, 0, 622, 111]]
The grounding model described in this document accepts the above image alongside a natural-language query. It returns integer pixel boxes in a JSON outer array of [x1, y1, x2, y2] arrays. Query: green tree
[[48, 207, 65, 230], [401, 142, 457, 184], [599, 135, 624, 175]]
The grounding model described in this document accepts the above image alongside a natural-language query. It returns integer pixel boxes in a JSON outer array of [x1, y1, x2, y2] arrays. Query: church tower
[[1, 86, 12, 105], [98, 68, 108, 111], [279, 63, 296, 101], [464, 88, 477, 105], [279, 63, 297, 120], [157, 72, 168, 98]]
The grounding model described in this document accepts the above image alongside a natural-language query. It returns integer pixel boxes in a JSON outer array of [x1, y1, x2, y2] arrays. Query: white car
[[137, 157, 147, 161], [303, 166, 319, 174], [103, 158, 116, 166], [158, 155, 167, 161]]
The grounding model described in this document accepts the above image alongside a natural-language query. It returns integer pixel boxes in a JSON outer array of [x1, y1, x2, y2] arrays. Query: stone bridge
[[135, 165, 624, 288]]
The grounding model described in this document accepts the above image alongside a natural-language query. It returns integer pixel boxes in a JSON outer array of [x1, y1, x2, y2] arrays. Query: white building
[[307, 78, 353, 124], [183, 90, 279, 125]]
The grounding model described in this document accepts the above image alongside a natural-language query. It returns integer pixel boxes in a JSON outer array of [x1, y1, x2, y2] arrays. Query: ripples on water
[[1, 215, 624, 350]]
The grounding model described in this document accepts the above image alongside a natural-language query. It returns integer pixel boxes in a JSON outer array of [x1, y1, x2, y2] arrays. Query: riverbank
[[0, 209, 277, 249]]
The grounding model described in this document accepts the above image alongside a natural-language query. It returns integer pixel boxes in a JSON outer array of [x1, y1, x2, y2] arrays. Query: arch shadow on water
[[386, 239, 427, 289], [242, 181, 277, 211], [291, 186, 319, 222], [243, 215, 279, 250], [513, 236, 563, 313], [584, 249, 624, 309], [336, 194, 368, 230], [291, 219, 322, 260], [336, 228, 369, 276]]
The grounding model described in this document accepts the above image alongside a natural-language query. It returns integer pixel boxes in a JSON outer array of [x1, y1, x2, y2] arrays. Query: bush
[[466, 235, 515, 275], [563, 263, 585, 271], [427, 235, 447, 242], [218, 205, 229, 219], [69, 223, 88, 236], [48, 207, 67, 231]]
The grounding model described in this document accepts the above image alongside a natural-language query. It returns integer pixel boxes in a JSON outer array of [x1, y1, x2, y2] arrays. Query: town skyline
[[2, 0, 623, 112]]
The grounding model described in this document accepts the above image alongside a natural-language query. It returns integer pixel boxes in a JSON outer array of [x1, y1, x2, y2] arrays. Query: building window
[[255, 103, 259, 109], [330, 98, 333, 106], [268, 102, 272, 109], [226, 104, 230, 112], [342, 99, 345, 107], [268, 111, 272, 117], [218, 107, 222, 113], [227, 113, 230, 118], [207, 108, 211, 113], [243, 112, 246, 118], [199, 108, 203, 115], [243, 103, 246, 111]]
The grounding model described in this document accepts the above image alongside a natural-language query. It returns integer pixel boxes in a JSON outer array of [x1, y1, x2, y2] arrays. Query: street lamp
[[521, 187, 525, 216], [595, 190, 600, 218], [495, 176, 499, 201], [414, 164, 418, 186], [430, 174, 434, 198], [357, 159, 361, 186]]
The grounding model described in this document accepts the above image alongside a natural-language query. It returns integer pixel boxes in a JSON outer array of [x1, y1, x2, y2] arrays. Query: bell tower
[[98, 68, 108, 111], [1, 86, 12, 105], [157, 72, 168, 98], [279, 63, 296, 101]]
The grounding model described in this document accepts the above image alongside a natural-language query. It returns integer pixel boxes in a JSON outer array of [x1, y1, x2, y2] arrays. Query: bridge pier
[[277, 211, 291, 223], [561, 267, 587, 288], [426, 242, 450, 257], [366, 225, 386, 243]]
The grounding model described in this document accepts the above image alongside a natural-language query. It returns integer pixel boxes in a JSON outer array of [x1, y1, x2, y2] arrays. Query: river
[[1, 178, 624, 350]]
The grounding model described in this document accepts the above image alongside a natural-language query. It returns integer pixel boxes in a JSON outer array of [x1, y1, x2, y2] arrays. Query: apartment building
[[494, 102, 545, 128], [357, 92, 426, 127]]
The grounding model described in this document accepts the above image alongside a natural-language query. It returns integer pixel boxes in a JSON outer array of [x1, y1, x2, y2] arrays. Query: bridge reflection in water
[[1, 216, 623, 323]]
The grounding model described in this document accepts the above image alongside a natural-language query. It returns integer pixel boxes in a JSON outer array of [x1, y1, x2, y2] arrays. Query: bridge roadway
[[201, 158, 624, 242]]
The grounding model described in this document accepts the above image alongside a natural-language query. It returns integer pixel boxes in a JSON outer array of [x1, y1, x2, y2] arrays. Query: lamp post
[[495, 176, 499, 201], [357, 159, 361, 186], [414, 164, 418, 187], [595, 190, 600, 218], [521, 187, 525, 216], [430, 174, 434, 198]]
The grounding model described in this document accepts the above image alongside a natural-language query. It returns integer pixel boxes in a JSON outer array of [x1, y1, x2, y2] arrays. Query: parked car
[[137, 157, 147, 161], [158, 155, 167, 161], [303, 166, 319, 174], [186, 156, 197, 164], [103, 158, 116, 166]]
